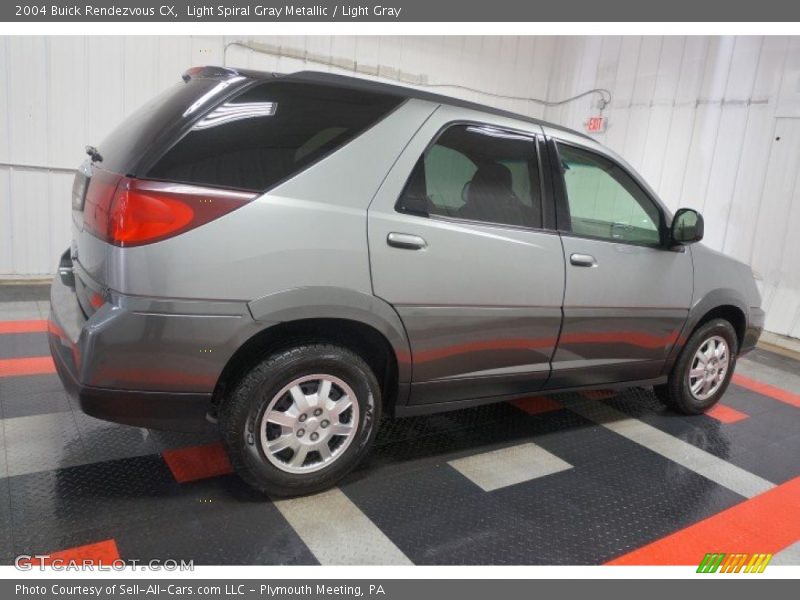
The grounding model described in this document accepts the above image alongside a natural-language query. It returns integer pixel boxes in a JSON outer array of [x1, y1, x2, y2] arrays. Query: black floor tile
[[728, 432, 800, 485], [117, 477, 317, 565], [724, 384, 787, 417], [7, 454, 191, 555], [5, 453, 315, 565], [343, 410, 744, 565], [371, 403, 578, 465], [1, 318, 799, 565], [603, 386, 800, 485]]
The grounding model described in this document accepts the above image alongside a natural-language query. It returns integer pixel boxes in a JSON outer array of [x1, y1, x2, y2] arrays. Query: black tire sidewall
[[221, 345, 381, 496], [672, 319, 738, 414]]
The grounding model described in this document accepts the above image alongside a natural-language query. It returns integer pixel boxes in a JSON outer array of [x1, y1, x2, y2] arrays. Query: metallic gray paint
[[367, 105, 564, 404], [49, 268, 217, 430], [662, 243, 764, 366], [553, 236, 692, 385], [545, 126, 762, 384], [742, 307, 766, 354], [49, 75, 766, 430], [247, 286, 413, 384], [395, 306, 561, 381], [691, 243, 761, 313], [52, 252, 257, 396], [65, 291, 257, 393], [71, 212, 107, 287], [79, 100, 437, 301], [398, 305, 562, 404]]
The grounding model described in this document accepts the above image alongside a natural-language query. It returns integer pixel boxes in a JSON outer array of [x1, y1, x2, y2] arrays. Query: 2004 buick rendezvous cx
[[49, 67, 764, 496]]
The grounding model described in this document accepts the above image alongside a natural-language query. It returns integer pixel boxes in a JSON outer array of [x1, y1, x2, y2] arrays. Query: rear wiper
[[85, 145, 103, 163]]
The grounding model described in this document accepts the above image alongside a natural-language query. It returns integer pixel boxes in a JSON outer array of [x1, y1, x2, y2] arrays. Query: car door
[[368, 105, 565, 406], [545, 129, 693, 389]]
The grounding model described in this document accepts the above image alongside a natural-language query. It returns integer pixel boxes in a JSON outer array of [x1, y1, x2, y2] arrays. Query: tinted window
[[98, 77, 240, 175], [397, 124, 542, 229], [148, 82, 403, 191], [557, 144, 661, 245]]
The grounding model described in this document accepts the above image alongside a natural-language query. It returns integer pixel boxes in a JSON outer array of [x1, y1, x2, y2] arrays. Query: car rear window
[[97, 76, 243, 176], [147, 81, 404, 191]]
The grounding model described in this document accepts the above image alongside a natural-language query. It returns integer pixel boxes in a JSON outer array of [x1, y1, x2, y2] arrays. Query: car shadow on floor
[[53, 385, 731, 499]]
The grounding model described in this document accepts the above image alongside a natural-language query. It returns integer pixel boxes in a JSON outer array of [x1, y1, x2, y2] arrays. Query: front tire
[[220, 344, 381, 497], [655, 318, 738, 415]]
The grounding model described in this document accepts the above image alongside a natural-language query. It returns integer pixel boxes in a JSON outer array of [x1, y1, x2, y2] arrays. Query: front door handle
[[387, 232, 427, 250], [570, 253, 598, 267]]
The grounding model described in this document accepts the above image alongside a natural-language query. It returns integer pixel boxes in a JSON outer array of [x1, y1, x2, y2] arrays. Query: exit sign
[[585, 116, 607, 133]]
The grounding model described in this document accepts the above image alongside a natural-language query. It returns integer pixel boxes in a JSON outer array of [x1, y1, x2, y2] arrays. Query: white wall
[[1, 36, 799, 337], [0, 35, 556, 277], [543, 36, 800, 338]]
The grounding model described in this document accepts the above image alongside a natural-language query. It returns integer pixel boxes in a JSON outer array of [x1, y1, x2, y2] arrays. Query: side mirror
[[670, 208, 704, 245]]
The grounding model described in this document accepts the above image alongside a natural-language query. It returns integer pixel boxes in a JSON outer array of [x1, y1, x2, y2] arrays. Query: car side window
[[397, 124, 542, 229], [556, 143, 662, 246]]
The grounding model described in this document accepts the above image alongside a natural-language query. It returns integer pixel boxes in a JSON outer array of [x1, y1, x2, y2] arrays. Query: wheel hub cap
[[294, 413, 329, 444], [688, 335, 730, 401], [259, 374, 359, 474]]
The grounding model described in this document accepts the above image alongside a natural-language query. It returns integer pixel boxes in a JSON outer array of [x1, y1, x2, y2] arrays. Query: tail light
[[83, 170, 256, 247]]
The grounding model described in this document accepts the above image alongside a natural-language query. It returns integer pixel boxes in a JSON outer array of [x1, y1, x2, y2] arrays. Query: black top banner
[[4, 0, 800, 22]]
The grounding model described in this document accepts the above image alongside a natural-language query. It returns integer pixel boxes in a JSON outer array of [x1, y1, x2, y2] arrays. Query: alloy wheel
[[258, 374, 359, 474], [688, 335, 730, 401]]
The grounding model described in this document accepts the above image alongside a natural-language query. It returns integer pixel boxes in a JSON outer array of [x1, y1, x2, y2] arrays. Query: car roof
[[183, 66, 593, 141]]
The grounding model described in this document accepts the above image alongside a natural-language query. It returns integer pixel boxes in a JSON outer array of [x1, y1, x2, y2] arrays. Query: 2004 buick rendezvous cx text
[[49, 67, 765, 496]]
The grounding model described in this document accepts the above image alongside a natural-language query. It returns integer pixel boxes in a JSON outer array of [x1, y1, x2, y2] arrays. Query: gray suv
[[49, 67, 765, 496]]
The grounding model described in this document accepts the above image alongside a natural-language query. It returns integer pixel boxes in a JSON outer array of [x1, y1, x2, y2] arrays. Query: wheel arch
[[692, 304, 746, 350], [211, 287, 412, 417], [664, 289, 749, 375]]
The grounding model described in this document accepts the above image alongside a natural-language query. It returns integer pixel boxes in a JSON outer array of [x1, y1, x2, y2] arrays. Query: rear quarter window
[[147, 82, 403, 191]]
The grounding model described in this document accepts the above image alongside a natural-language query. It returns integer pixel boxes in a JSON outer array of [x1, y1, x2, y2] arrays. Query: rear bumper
[[49, 333, 211, 431], [741, 307, 766, 355], [47, 252, 254, 431]]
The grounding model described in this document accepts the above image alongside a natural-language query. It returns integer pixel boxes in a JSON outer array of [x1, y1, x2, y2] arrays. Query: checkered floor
[[1, 284, 799, 566]]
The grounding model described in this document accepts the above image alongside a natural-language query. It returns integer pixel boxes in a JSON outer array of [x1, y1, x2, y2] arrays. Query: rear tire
[[220, 344, 381, 497], [655, 318, 738, 415]]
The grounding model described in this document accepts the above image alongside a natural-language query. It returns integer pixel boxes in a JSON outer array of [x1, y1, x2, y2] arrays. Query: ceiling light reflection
[[192, 101, 278, 130]]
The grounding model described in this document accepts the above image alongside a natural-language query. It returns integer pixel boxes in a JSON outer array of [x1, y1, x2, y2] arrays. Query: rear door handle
[[387, 232, 427, 250], [570, 253, 597, 267]]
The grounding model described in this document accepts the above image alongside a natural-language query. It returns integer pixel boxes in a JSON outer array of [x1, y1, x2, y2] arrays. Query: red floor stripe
[[46, 539, 120, 565], [0, 319, 48, 334], [15, 539, 121, 568], [607, 476, 800, 565], [706, 403, 749, 424], [162, 442, 234, 483], [0, 356, 55, 377], [510, 395, 562, 415], [732, 374, 800, 409]]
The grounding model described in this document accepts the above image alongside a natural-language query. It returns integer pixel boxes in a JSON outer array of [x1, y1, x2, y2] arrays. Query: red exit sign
[[585, 116, 607, 133]]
